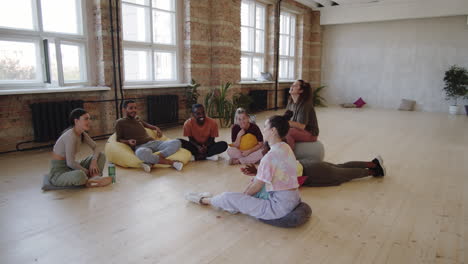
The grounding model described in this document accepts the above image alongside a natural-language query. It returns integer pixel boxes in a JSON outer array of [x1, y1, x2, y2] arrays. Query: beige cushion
[[398, 99, 416, 111]]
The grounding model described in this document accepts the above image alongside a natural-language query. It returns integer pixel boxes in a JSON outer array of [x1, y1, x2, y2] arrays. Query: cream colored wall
[[321, 16, 468, 113]]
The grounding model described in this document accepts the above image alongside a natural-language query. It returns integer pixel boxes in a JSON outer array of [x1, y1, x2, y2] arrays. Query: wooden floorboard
[[0, 107, 467, 264]]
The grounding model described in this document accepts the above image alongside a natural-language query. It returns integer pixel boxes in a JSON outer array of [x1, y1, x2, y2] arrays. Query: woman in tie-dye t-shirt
[[185, 115, 301, 220]]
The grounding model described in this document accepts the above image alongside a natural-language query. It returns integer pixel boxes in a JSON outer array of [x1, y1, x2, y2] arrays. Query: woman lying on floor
[[48, 108, 111, 188], [185, 115, 301, 220], [242, 142, 386, 190], [227, 108, 264, 165]]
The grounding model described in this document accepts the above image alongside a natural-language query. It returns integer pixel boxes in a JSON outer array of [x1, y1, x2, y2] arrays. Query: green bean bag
[[104, 128, 191, 168]]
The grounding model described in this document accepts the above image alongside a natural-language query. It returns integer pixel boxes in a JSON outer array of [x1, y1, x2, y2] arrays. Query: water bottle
[[108, 162, 116, 183]]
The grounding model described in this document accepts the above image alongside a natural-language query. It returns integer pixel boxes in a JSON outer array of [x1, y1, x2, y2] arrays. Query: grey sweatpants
[[300, 159, 370, 187], [135, 139, 181, 165], [210, 189, 301, 220], [49, 152, 106, 187]]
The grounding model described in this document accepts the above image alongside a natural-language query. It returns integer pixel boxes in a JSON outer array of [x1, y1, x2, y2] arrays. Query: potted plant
[[443, 65, 468, 115], [312, 85, 327, 107], [184, 79, 200, 117], [204, 82, 235, 127], [204, 82, 254, 127]]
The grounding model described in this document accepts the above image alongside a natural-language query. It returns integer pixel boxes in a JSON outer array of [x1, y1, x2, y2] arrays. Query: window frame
[[122, 0, 183, 86], [240, 0, 266, 81], [0, 0, 90, 90], [278, 11, 296, 81]]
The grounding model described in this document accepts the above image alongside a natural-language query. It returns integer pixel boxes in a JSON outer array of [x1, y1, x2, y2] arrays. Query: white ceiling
[[295, 0, 468, 24]]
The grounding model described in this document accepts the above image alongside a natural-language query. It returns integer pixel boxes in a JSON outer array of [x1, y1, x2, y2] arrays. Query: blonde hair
[[234, 107, 249, 125]]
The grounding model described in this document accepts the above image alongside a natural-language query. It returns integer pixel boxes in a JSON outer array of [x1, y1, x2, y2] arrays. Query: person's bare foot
[[229, 158, 240, 165], [86, 176, 112, 188]]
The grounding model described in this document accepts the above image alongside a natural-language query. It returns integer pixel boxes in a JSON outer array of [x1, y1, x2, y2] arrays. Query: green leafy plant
[[204, 82, 235, 127], [443, 65, 468, 105], [312, 85, 327, 107], [185, 79, 201, 116]]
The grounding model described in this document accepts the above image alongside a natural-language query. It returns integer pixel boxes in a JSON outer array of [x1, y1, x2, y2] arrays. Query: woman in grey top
[[49, 108, 111, 187], [285, 80, 319, 149]]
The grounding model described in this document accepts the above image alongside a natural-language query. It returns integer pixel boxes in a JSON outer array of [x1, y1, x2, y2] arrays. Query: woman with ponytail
[[49, 108, 111, 188], [285, 80, 319, 149]]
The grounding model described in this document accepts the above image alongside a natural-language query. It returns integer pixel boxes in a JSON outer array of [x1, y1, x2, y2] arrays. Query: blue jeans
[[135, 140, 181, 165]]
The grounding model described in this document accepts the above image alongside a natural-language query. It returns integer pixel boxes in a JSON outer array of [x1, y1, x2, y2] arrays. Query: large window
[[279, 11, 296, 80], [241, 0, 266, 81], [122, 0, 180, 85], [0, 0, 88, 89]]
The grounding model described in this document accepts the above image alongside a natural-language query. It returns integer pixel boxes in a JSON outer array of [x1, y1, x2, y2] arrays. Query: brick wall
[[0, 0, 321, 153]]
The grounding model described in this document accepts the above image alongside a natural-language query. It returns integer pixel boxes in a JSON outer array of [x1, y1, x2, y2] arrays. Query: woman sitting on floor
[[185, 115, 301, 220], [49, 108, 111, 188], [227, 108, 264, 165], [285, 79, 319, 150]]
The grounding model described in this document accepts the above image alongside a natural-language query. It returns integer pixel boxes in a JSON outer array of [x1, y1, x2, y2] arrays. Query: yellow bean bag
[[239, 133, 259, 151], [105, 128, 191, 168], [296, 160, 303, 176]]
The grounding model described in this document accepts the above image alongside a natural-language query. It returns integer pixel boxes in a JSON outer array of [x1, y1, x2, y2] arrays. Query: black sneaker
[[372, 155, 386, 177]]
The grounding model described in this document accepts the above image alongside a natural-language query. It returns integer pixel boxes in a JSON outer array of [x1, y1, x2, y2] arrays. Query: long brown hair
[[289, 79, 312, 104]]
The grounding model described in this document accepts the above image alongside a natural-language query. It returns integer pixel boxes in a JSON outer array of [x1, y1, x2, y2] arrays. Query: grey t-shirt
[[286, 99, 319, 136], [53, 128, 99, 171]]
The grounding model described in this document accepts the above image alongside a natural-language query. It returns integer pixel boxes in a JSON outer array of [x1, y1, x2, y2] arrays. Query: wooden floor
[[1, 107, 467, 264]]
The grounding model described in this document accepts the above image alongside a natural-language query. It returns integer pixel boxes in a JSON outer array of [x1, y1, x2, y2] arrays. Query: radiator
[[249, 90, 268, 112], [147, 95, 179, 125], [30, 100, 84, 142]]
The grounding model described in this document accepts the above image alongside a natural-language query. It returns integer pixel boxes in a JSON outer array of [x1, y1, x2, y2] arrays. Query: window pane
[[241, 27, 253, 52], [241, 1, 255, 27], [279, 59, 288, 79], [0, 40, 39, 82], [61, 44, 85, 82], [123, 0, 149, 5], [0, 0, 34, 30], [289, 37, 295, 57], [152, 0, 174, 11], [255, 30, 264, 53], [154, 51, 175, 80], [153, 10, 174, 45], [123, 3, 150, 42], [48, 41, 58, 84], [280, 14, 289, 34], [255, 6, 265, 30], [42, 0, 80, 34], [241, 56, 250, 79], [124, 49, 150, 81], [280, 35, 289, 56], [288, 59, 295, 80], [252, 57, 263, 79], [290, 16, 296, 36]]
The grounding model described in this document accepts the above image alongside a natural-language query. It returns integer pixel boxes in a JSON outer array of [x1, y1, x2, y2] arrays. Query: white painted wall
[[319, 0, 468, 25], [321, 16, 468, 113]]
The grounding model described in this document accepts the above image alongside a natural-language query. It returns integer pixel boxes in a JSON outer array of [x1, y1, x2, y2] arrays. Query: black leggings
[[300, 160, 371, 187], [179, 139, 228, 160]]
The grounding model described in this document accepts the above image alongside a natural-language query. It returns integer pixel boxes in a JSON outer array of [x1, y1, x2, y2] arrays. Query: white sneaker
[[376, 155, 384, 165], [206, 154, 219, 161], [185, 192, 213, 204], [190, 155, 195, 161], [141, 163, 152, 173], [172, 161, 183, 171]]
